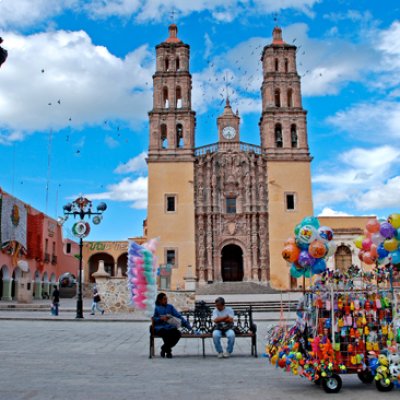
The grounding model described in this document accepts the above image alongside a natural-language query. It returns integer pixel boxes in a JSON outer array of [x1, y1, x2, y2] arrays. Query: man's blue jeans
[[212, 329, 235, 354]]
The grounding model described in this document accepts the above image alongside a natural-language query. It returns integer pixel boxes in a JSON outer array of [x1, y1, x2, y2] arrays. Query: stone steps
[[196, 281, 285, 295]]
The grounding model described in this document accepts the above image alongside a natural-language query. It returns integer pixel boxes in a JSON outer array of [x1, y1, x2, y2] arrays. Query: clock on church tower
[[217, 98, 240, 142]]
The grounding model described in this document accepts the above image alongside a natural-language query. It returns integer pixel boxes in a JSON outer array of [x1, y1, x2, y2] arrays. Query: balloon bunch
[[127, 238, 158, 317], [354, 213, 400, 266], [282, 216, 335, 278]]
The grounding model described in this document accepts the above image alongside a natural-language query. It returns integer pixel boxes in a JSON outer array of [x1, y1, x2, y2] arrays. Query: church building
[[146, 24, 366, 291]]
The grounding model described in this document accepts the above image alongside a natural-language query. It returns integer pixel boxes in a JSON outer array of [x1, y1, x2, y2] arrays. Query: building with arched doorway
[[0, 188, 79, 302], [145, 24, 374, 292]]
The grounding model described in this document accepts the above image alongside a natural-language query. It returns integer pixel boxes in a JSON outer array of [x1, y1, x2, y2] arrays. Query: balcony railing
[[51, 255, 57, 265], [195, 141, 262, 156], [44, 253, 50, 263]]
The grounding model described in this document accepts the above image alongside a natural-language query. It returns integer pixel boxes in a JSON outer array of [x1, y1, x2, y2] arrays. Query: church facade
[[146, 24, 362, 291]]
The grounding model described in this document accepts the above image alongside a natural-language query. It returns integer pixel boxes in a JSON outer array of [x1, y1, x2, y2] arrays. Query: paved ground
[[0, 316, 398, 400]]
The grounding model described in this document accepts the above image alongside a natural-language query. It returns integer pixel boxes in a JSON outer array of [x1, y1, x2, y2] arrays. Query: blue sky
[[0, 0, 399, 241]]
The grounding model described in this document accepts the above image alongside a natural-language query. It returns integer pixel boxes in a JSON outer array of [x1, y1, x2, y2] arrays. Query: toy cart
[[266, 283, 399, 393], [307, 286, 396, 393]]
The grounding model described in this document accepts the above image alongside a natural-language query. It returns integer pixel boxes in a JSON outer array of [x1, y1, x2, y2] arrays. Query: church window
[[176, 86, 182, 108], [275, 123, 283, 147], [176, 57, 180, 71], [274, 58, 279, 72], [176, 123, 184, 148], [163, 87, 169, 108], [166, 249, 177, 268], [166, 195, 176, 212], [291, 124, 298, 148], [284, 58, 289, 72], [226, 197, 236, 214], [287, 89, 293, 107], [285, 193, 296, 211], [274, 89, 281, 107], [66, 243, 71, 254], [335, 245, 352, 272], [161, 124, 168, 148], [165, 58, 169, 71]]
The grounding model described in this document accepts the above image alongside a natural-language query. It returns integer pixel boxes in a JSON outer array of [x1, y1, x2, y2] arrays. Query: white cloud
[[0, 0, 78, 29], [114, 151, 147, 174], [356, 176, 400, 210], [0, 30, 153, 140], [327, 101, 400, 141], [318, 207, 351, 217], [313, 146, 400, 212], [84, 176, 147, 209]]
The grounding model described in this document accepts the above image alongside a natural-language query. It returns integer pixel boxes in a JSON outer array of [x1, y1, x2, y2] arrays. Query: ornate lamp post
[[62, 197, 107, 319]]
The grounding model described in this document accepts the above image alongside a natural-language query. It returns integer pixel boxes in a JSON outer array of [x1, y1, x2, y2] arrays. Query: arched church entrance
[[221, 244, 243, 282]]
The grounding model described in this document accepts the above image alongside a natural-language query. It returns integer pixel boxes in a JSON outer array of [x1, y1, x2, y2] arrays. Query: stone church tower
[[147, 25, 313, 290]]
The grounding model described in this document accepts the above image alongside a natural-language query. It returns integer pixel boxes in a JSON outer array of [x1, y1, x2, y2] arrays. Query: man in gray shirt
[[212, 297, 235, 358]]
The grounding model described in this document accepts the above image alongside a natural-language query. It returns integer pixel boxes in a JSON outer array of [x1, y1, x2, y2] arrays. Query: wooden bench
[[149, 303, 257, 358]]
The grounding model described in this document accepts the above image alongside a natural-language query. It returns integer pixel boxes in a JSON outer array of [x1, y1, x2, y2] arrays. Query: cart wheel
[[357, 370, 374, 384], [375, 378, 394, 392], [322, 374, 342, 393]]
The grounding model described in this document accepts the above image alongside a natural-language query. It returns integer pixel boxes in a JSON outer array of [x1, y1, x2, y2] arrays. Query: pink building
[[0, 189, 79, 302]]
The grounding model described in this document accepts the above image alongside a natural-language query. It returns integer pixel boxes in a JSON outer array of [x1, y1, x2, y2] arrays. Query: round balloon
[[383, 237, 399, 252], [380, 222, 396, 239], [297, 225, 317, 246], [387, 213, 400, 229], [300, 216, 320, 229], [377, 243, 389, 259], [353, 235, 364, 249], [361, 237, 372, 251], [371, 232, 385, 246], [308, 240, 327, 259], [311, 259, 327, 275], [389, 250, 400, 265], [366, 219, 381, 234], [362, 252, 375, 265], [282, 244, 301, 263], [326, 241, 337, 258], [290, 264, 304, 278], [317, 226, 334, 242], [298, 250, 316, 268]]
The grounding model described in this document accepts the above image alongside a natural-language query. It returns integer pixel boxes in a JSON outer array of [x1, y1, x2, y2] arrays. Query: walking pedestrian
[[91, 288, 105, 315], [51, 285, 60, 316]]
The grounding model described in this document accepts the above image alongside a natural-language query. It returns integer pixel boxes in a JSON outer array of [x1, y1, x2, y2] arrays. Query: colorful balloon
[[389, 250, 400, 265], [371, 232, 384, 246], [298, 250, 316, 268], [300, 216, 320, 229], [383, 237, 399, 252], [377, 243, 389, 259], [297, 225, 317, 245], [380, 222, 396, 239], [353, 235, 364, 249], [311, 259, 327, 275], [317, 226, 334, 242], [387, 213, 400, 229], [282, 244, 300, 263], [290, 264, 304, 278], [361, 237, 372, 251], [308, 240, 327, 259], [365, 219, 381, 234], [362, 252, 375, 265]]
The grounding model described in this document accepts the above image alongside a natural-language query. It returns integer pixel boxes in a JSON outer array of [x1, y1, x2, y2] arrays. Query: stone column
[[1, 279, 12, 301], [34, 281, 42, 300], [184, 265, 197, 291]]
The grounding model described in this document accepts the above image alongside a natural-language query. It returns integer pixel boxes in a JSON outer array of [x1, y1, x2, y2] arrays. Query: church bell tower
[[147, 25, 196, 290], [260, 26, 314, 289]]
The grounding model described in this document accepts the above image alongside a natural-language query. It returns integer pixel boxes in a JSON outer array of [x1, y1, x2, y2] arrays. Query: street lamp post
[[62, 196, 107, 319]]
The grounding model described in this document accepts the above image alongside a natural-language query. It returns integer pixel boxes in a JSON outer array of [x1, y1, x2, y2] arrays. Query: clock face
[[222, 126, 236, 139]]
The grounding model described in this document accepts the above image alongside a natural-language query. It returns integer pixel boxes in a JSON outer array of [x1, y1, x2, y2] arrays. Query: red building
[[0, 188, 79, 302]]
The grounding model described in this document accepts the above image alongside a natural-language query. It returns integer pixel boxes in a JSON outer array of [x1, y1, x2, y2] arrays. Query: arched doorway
[[117, 253, 128, 277], [335, 245, 352, 272], [88, 253, 115, 283], [221, 244, 243, 282]]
